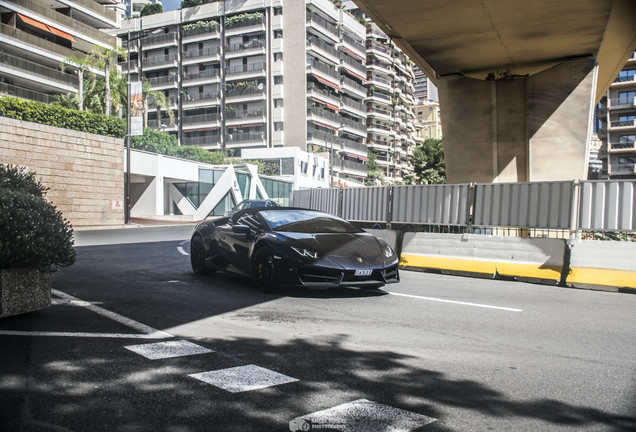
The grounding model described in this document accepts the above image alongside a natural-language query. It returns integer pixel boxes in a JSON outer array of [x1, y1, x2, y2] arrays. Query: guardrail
[[290, 180, 636, 236]]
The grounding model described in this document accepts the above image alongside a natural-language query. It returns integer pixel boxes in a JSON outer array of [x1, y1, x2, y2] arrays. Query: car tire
[[191, 234, 214, 275], [252, 247, 280, 293]]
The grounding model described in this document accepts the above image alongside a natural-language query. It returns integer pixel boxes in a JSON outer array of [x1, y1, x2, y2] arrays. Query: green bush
[[140, 3, 163, 16], [0, 165, 76, 271], [0, 96, 126, 138]]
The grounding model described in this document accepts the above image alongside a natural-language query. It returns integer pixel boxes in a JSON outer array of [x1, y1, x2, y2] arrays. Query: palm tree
[[90, 46, 127, 116], [59, 56, 95, 111], [142, 80, 175, 128]]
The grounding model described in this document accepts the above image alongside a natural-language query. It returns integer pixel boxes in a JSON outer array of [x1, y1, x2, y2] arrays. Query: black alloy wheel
[[190, 234, 213, 275], [253, 247, 279, 292]]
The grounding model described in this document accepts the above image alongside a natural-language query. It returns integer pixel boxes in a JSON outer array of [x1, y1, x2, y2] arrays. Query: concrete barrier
[[400, 233, 566, 285], [364, 229, 398, 252], [568, 240, 636, 292]]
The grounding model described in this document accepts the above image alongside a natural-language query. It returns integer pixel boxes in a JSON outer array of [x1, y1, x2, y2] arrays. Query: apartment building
[[413, 65, 437, 103], [414, 99, 442, 142], [598, 50, 636, 179], [119, 0, 418, 185], [0, 0, 119, 103]]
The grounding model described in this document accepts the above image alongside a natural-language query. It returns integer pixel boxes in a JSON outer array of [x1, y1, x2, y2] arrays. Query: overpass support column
[[438, 57, 597, 183]]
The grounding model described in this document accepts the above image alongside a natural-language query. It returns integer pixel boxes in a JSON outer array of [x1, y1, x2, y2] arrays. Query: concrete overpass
[[355, 0, 636, 183]]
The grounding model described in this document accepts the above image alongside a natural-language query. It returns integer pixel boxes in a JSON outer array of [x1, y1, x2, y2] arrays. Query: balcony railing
[[183, 47, 220, 59], [308, 107, 340, 123], [182, 25, 219, 39], [308, 129, 338, 144], [182, 113, 220, 124], [609, 141, 636, 150], [147, 75, 177, 86], [610, 163, 635, 174], [142, 53, 178, 67], [341, 117, 366, 132], [341, 137, 367, 153], [342, 97, 365, 112], [142, 32, 177, 47], [225, 131, 265, 143], [0, 82, 54, 104], [182, 135, 220, 146], [608, 97, 636, 108], [307, 36, 339, 58], [225, 15, 264, 30], [614, 74, 636, 84], [225, 62, 266, 75], [183, 69, 220, 81], [226, 109, 265, 120], [342, 32, 365, 53], [307, 59, 339, 80], [610, 119, 636, 128], [341, 55, 366, 75], [10, 0, 115, 45], [341, 76, 366, 93], [225, 86, 265, 98], [226, 39, 265, 53], [1, 52, 75, 86], [368, 91, 391, 101], [0, 23, 75, 59], [342, 158, 368, 173], [183, 92, 220, 103], [306, 12, 338, 36]]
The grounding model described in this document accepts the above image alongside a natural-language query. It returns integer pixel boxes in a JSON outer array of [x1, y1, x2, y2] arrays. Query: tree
[[411, 138, 446, 184], [139, 3, 163, 16], [365, 151, 385, 186], [59, 55, 95, 111], [89, 46, 127, 116], [142, 81, 174, 127]]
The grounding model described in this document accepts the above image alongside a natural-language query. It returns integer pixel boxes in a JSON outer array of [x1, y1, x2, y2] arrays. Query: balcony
[[306, 12, 339, 43], [308, 106, 340, 127], [182, 134, 221, 149], [307, 83, 340, 106], [225, 15, 265, 36], [340, 55, 367, 77], [183, 68, 220, 84], [612, 74, 636, 87], [307, 130, 338, 146], [225, 62, 266, 79], [0, 82, 54, 104], [307, 37, 340, 65], [307, 59, 340, 82], [142, 53, 178, 69], [182, 92, 220, 107], [341, 76, 366, 98], [224, 131, 265, 147], [609, 141, 636, 152], [341, 158, 368, 175], [0, 23, 75, 60], [183, 47, 220, 64], [142, 32, 178, 48], [608, 97, 636, 109], [341, 32, 366, 58], [1, 52, 75, 90], [225, 109, 266, 126], [609, 163, 636, 176], [609, 119, 636, 131], [225, 39, 266, 58], [225, 86, 266, 102], [341, 116, 367, 135], [341, 137, 367, 156], [341, 97, 365, 117], [182, 113, 221, 128], [182, 24, 220, 41]]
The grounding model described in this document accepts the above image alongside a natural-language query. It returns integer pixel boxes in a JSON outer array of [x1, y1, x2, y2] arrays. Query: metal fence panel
[[341, 186, 388, 222], [310, 188, 342, 216], [578, 180, 636, 231], [289, 189, 312, 209], [391, 184, 470, 225], [473, 181, 573, 229]]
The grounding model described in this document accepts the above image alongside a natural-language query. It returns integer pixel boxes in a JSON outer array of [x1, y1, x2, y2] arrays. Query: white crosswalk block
[[189, 364, 299, 393], [290, 399, 436, 432], [125, 340, 213, 360]]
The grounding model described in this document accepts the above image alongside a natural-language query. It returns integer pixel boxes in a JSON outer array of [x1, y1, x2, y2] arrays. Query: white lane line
[[125, 340, 213, 360], [290, 399, 436, 432], [388, 291, 523, 312], [189, 365, 299, 393], [177, 246, 189, 256], [0, 330, 171, 339]]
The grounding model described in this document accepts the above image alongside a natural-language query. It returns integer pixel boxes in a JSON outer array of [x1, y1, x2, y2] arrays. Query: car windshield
[[261, 210, 363, 234]]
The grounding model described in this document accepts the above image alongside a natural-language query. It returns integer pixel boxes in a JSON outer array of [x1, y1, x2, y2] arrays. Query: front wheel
[[191, 234, 214, 275], [252, 247, 279, 293]]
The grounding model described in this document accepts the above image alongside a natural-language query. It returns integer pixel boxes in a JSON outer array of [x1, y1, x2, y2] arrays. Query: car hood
[[279, 232, 389, 268]]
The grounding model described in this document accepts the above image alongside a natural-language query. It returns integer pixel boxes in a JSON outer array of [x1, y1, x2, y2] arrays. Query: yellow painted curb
[[400, 254, 562, 281], [568, 267, 636, 289]]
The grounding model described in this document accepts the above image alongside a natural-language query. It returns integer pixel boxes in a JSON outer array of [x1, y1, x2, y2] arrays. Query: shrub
[[140, 3, 163, 16], [0, 96, 126, 138], [0, 165, 76, 271]]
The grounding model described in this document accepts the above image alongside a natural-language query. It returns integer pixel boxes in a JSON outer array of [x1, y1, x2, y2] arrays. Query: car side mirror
[[232, 224, 252, 239]]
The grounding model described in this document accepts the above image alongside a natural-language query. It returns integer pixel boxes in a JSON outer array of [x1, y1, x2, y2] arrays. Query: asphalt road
[[1, 231, 635, 432]]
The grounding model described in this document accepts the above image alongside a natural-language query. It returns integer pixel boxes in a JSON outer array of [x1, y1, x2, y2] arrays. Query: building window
[[274, 121, 284, 131], [274, 99, 283, 108], [274, 29, 283, 39], [281, 158, 294, 175], [274, 53, 283, 62], [618, 91, 636, 105], [274, 7, 283, 15], [274, 75, 283, 84]]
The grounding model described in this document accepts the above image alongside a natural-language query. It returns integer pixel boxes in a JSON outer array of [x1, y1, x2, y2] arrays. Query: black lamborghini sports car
[[190, 207, 399, 291]]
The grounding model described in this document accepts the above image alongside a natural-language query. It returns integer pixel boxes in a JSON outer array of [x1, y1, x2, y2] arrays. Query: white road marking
[[388, 291, 523, 312], [0, 290, 174, 339], [290, 399, 436, 432], [125, 340, 213, 360], [177, 246, 189, 256], [189, 365, 299, 393]]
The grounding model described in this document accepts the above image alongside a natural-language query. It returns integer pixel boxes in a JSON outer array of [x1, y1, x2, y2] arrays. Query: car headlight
[[384, 245, 395, 258], [291, 246, 320, 260]]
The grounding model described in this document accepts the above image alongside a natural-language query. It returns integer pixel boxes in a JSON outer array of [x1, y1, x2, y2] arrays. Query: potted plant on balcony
[[0, 164, 76, 318]]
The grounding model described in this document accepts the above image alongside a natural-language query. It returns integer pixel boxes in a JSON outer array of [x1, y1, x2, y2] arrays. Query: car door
[[226, 213, 264, 276]]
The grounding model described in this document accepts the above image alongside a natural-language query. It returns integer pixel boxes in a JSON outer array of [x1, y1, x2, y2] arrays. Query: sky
[[161, 0, 180, 12]]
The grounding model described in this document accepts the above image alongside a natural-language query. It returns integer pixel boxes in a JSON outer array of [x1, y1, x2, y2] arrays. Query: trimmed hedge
[[0, 96, 126, 138], [0, 164, 76, 271]]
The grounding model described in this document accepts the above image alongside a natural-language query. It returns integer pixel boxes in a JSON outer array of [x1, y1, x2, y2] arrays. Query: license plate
[[354, 269, 372, 277]]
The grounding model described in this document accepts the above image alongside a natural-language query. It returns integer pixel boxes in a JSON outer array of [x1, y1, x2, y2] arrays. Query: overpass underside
[[355, 0, 636, 183]]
